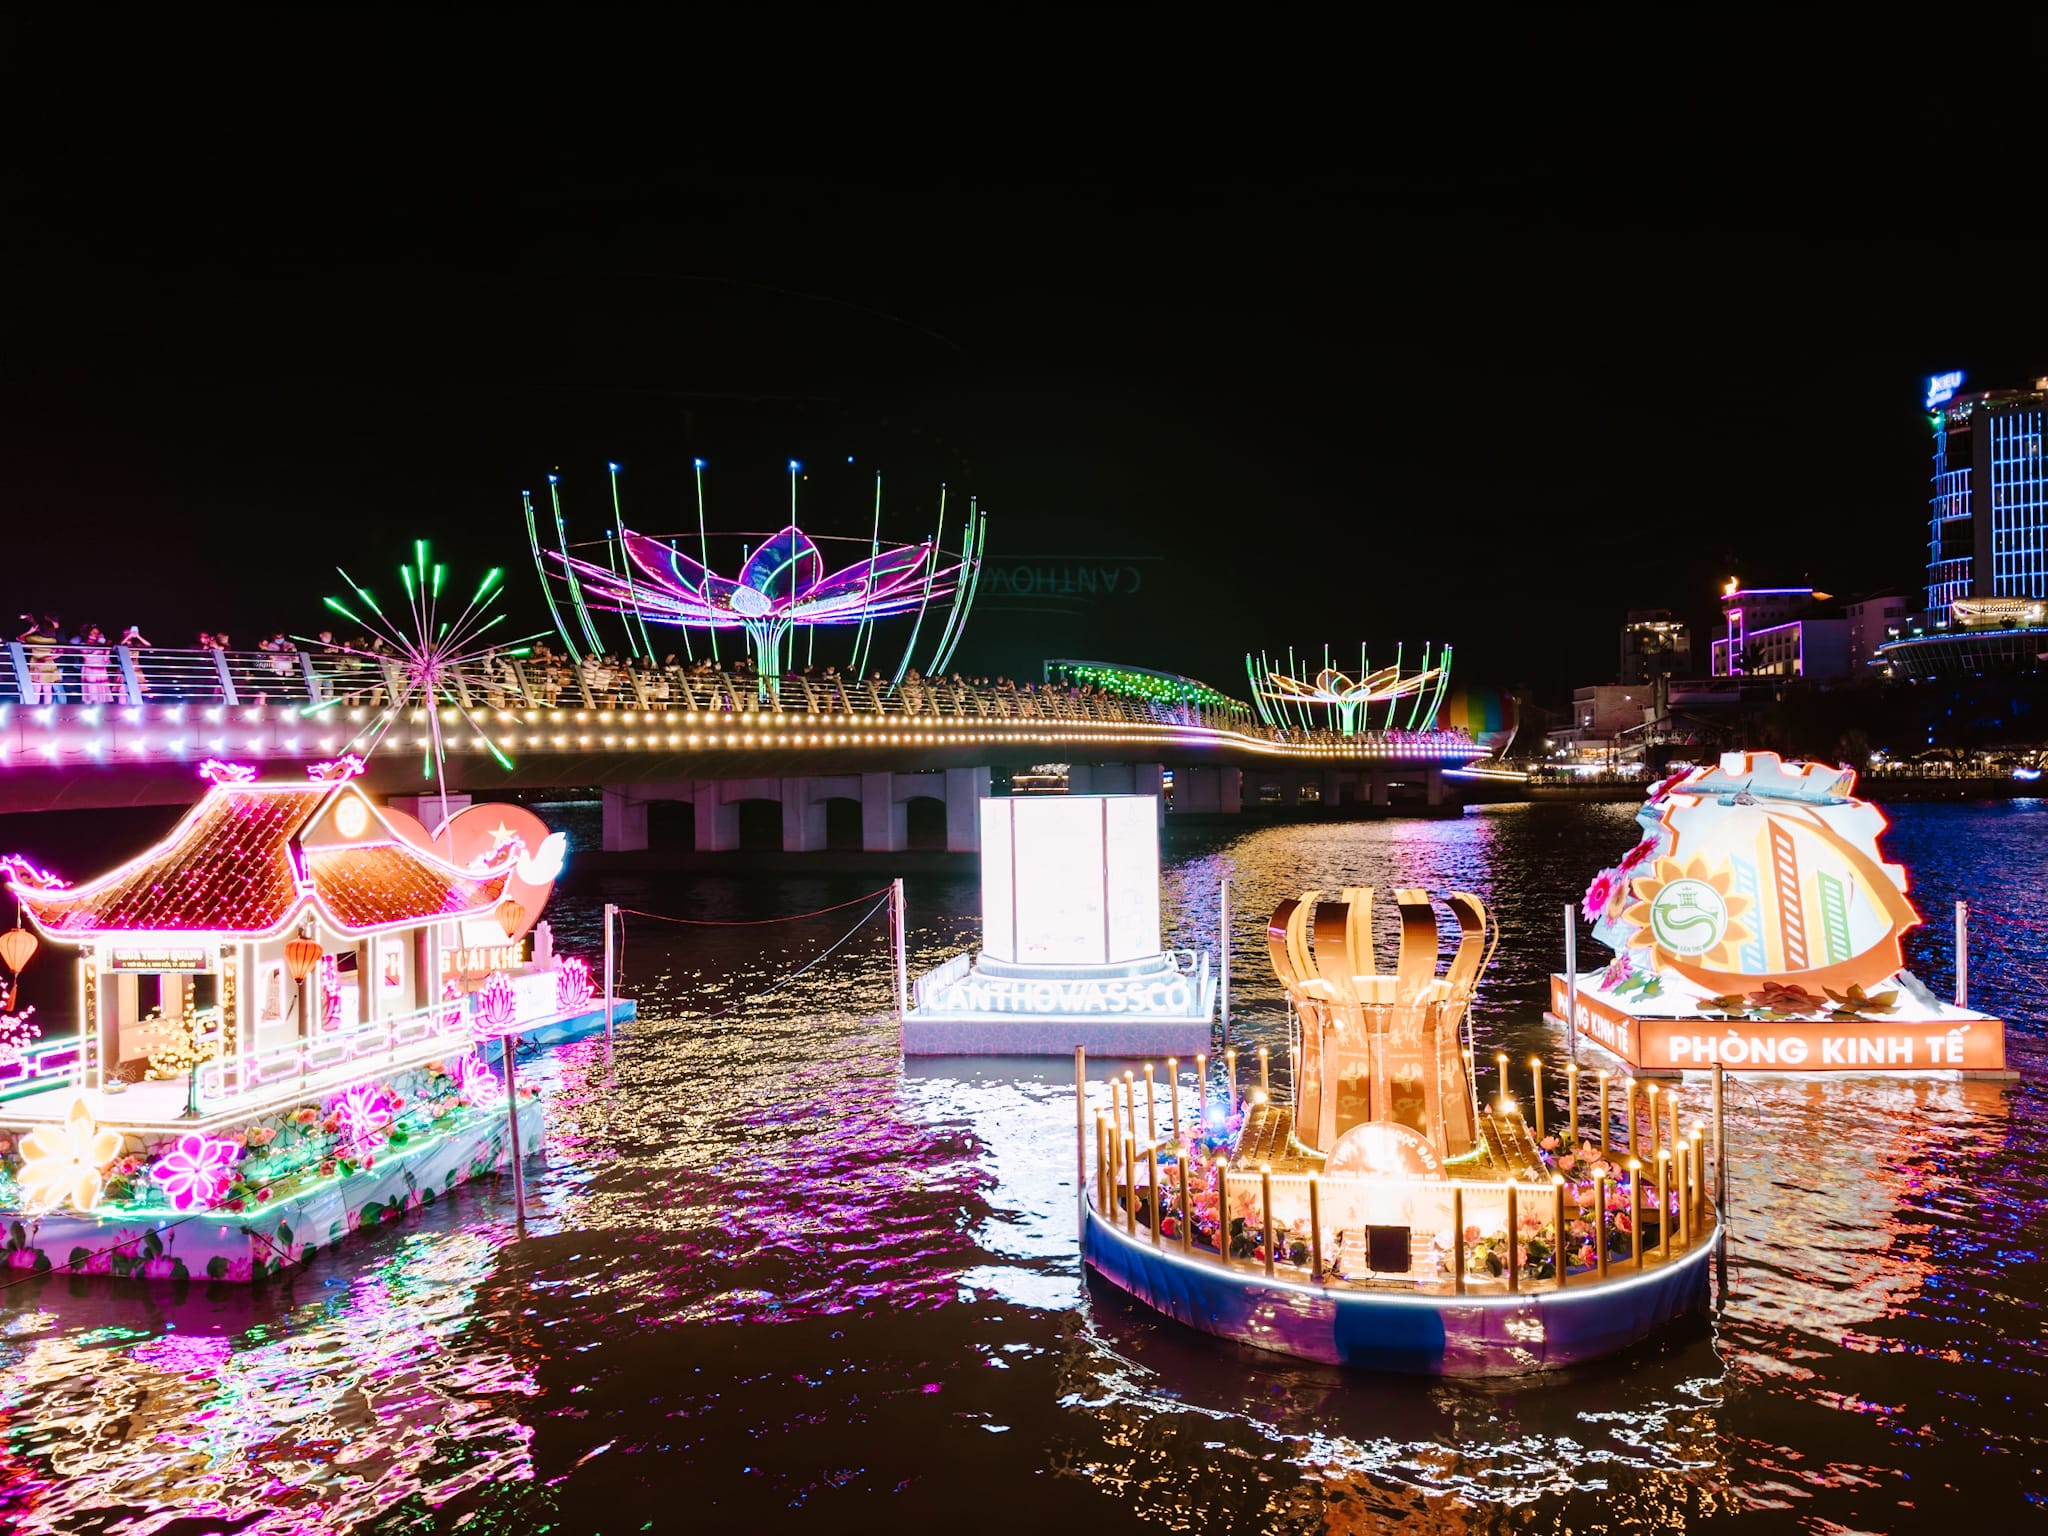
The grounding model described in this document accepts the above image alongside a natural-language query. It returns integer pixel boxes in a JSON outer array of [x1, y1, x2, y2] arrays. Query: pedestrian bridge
[[0, 643, 1484, 844]]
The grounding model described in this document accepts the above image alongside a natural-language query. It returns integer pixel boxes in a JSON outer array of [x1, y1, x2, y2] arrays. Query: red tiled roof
[[308, 844, 510, 931], [11, 783, 510, 938]]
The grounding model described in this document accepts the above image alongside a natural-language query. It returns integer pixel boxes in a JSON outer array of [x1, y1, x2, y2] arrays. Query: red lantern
[[284, 937, 323, 983], [0, 927, 36, 975], [495, 899, 525, 939]]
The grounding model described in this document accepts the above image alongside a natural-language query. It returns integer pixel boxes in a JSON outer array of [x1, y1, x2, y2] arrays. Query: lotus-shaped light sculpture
[[550, 524, 958, 684], [1248, 647, 1453, 735]]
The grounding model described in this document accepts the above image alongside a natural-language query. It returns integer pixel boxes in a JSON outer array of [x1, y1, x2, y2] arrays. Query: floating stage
[[1553, 752, 2012, 1079], [1075, 887, 1722, 1377], [0, 770, 631, 1283]]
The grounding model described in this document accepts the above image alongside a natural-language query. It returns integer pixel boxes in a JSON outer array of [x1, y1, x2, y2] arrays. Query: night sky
[[8, 17, 2048, 702]]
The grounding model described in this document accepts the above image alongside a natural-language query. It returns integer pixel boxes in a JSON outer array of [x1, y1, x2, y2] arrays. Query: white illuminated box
[[906, 794, 1213, 1055], [980, 795, 1160, 967]]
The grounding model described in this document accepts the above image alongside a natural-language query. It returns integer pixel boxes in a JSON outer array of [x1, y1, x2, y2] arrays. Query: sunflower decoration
[[1618, 855, 1755, 973]]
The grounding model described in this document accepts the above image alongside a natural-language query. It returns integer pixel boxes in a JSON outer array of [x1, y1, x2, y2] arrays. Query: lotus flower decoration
[[1249, 648, 1452, 735], [550, 524, 960, 683]]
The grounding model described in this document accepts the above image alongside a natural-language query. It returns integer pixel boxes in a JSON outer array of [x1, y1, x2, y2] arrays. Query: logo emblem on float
[[1647, 878, 1727, 957]]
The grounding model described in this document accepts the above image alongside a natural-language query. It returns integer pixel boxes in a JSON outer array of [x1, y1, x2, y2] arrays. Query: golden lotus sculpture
[[1267, 888, 1495, 1164]]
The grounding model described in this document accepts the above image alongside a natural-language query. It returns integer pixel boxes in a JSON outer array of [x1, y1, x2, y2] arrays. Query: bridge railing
[[1, 643, 1476, 753]]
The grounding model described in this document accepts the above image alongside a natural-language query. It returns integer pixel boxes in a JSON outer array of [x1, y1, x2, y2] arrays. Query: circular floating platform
[[1082, 1199, 1715, 1377]]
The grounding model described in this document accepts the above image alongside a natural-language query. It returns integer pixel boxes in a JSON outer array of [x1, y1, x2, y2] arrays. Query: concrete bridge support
[[598, 768, 992, 855], [1066, 762, 1166, 824], [1169, 765, 1241, 815]]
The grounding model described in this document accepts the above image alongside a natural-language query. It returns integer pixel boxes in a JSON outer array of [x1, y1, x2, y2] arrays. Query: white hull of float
[[2, 1096, 543, 1284], [1082, 1199, 1716, 1377]]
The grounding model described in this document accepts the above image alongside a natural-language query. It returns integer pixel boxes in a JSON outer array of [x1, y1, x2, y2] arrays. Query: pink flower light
[[475, 971, 517, 1032], [150, 1133, 241, 1211], [554, 956, 593, 1012], [332, 1082, 397, 1149]]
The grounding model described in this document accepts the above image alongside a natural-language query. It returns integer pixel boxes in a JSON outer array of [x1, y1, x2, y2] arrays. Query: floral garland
[[0, 1052, 534, 1219]]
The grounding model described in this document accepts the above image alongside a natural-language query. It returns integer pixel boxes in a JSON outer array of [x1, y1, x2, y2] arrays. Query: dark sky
[[7, 15, 2048, 702]]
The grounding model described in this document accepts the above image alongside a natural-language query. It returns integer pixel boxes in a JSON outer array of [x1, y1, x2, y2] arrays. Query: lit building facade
[[1924, 373, 2048, 610], [1709, 585, 1850, 682], [1845, 593, 1908, 672], [1619, 610, 1691, 683]]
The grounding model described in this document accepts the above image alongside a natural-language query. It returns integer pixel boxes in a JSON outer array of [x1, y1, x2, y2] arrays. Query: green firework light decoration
[[296, 541, 547, 820]]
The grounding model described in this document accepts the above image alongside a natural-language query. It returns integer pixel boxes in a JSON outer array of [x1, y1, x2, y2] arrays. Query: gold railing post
[[1196, 1051, 1209, 1133], [1712, 1061, 1726, 1215], [1167, 1057, 1181, 1144], [1225, 1048, 1238, 1109], [1624, 1079, 1638, 1163], [1552, 1175, 1568, 1289], [1144, 1063, 1157, 1144], [1646, 1083, 1661, 1170], [1530, 1056, 1544, 1140], [1258, 1044, 1270, 1098], [1628, 1159, 1643, 1269], [1123, 1133, 1138, 1236], [1259, 1165, 1276, 1277], [1678, 1142, 1692, 1249], [1567, 1062, 1579, 1148], [1666, 1087, 1679, 1179], [1654, 1150, 1670, 1259], [1594, 1175, 1609, 1279], [1123, 1071, 1137, 1141], [1506, 1185, 1520, 1292], [1451, 1185, 1465, 1294], [1148, 1146, 1162, 1247], [1178, 1153, 1193, 1254], [1217, 1165, 1232, 1266], [1597, 1071, 1610, 1156], [1308, 1173, 1324, 1282], [1495, 1051, 1509, 1113]]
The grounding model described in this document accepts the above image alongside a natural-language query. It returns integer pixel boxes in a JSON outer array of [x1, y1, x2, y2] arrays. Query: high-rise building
[[1844, 593, 1908, 672], [1924, 372, 2048, 610], [1619, 609, 1691, 683]]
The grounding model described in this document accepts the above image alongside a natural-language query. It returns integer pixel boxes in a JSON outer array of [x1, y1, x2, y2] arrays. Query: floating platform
[[1083, 1196, 1713, 1376], [902, 1014, 1212, 1058]]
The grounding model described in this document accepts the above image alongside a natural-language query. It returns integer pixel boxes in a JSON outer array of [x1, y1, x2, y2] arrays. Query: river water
[[0, 799, 2042, 1532]]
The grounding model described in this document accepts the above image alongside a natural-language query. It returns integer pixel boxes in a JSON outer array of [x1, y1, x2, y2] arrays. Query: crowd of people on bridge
[[3, 624, 1474, 745]]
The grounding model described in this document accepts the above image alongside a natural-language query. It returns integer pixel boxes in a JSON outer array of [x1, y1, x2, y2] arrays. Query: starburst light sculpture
[[298, 542, 545, 826]]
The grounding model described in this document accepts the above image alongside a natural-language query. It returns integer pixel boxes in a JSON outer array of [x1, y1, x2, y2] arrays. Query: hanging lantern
[[0, 927, 37, 976], [284, 937, 323, 983], [495, 899, 525, 939]]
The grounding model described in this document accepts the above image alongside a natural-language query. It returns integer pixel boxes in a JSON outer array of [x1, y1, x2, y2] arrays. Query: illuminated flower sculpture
[[556, 526, 958, 687], [475, 971, 518, 1032], [554, 956, 593, 1012], [451, 1048, 504, 1105], [17, 1098, 125, 1214], [150, 1133, 241, 1211], [1247, 646, 1453, 735], [528, 463, 989, 696]]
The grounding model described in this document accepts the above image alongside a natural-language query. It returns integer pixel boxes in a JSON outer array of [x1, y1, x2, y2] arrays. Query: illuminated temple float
[[1549, 752, 2011, 1078], [1075, 888, 1719, 1376], [0, 764, 628, 1283]]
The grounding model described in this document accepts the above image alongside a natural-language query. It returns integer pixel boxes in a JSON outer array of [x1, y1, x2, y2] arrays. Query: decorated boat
[[1076, 887, 1720, 1376], [1551, 751, 2011, 1078], [0, 762, 629, 1282]]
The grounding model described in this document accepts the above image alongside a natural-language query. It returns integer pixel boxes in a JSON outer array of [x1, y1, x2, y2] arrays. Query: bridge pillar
[[695, 779, 740, 851], [1426, 766, 1446, 806], [601, 788, 649, 852], [944, 766, 989, 852], [1171, 765, 1242, 814], [781, 776, 828, 853], [861, 771, 906, 852]]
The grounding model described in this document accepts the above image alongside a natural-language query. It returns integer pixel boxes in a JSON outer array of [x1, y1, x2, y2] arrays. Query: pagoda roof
[[5, 779, 513, 940]]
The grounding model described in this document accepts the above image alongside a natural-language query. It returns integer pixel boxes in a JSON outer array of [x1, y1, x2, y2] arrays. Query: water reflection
[[0, 801, 2040, 1529]]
